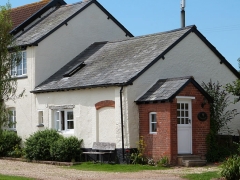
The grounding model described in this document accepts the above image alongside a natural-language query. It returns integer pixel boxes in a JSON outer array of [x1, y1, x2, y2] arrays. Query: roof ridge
[[106, 25, 196, 44]]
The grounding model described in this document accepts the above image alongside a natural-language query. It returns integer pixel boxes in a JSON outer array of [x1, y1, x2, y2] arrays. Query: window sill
[[8, 128, 17, 132], [37, 124, 44, 127], [149, 132, 157, 135], [58, 130, 74, 134], [12, 75, 28, 79]]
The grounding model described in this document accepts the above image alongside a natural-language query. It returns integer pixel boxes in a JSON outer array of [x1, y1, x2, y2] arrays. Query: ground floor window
[[9, 108, 16, 129], [54, 109, 74, 132], [149, 112, 157, 134]]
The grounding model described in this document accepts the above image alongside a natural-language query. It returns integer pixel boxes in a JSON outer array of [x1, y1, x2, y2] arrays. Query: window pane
[[67, 112, 73, 120], [181, 118, 184, 124], [177, 103, 180, 109], [185, 118, 189, 124], [56, 120, 60, 131], [181, 111, 184, 117], [177, 110, 180, 117], [23, 52, 27, 74], [152, 123, 156, 132], [151, 114, 156, 122], [17, 60, 23, 75], [185, 111, 189, 117], [181, 103, 184, 109], [67, 121, 74, 129], [185, 103, 188, 110], [177, 118, 180, 124]]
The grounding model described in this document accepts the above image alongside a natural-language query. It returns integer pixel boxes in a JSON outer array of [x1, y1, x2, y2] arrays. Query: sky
[[1, 0, 240, 69]]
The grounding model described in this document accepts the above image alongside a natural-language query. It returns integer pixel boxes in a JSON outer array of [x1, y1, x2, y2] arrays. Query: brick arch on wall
[[95, 100, 115, 110]]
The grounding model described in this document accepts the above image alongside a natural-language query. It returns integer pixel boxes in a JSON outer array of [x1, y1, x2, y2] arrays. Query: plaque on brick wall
[[197, 112, 207, 121]]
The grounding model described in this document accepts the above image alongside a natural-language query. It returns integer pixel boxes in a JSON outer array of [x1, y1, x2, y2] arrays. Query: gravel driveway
[[0, 159, 219, 180]]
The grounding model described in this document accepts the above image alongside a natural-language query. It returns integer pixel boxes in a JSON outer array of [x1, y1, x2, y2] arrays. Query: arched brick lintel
[[95, 100, 115, 110]]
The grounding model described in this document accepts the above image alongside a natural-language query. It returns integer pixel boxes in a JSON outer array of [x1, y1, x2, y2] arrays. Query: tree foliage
[[202, 80, 238, 162], [0, 2, 21, 134], [225, 58, 240, 102]]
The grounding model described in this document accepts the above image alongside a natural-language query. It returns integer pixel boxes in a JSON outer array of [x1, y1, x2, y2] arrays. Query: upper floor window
[[11, 51, 27, 77], [9, 108, 16, 130], [149, 112, 157, 134]]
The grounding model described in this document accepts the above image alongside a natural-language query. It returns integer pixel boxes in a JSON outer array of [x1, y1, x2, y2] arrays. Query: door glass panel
[[177, 102, 190, 124], [181, 103, 184, 109], [177, 103, 180, 109], [177, 111, 180, 116], [181, 111, 184, 117]]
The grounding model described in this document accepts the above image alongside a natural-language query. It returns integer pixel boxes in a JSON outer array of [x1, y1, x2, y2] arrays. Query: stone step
[[182, 159, 207, 167], [177, 155, 201, 165], [177, 155, 207, 167]]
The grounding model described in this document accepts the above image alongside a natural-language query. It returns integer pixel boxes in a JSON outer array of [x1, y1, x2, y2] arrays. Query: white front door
[[177, 99, 192, 154]]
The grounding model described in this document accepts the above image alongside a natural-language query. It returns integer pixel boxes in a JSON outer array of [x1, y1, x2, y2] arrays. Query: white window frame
[[38, 110, 44, 124], [54, 109, 74, 133], [11, 51, 27, 77], [149, 112, 157, 134], [9, 108, 16, 130]]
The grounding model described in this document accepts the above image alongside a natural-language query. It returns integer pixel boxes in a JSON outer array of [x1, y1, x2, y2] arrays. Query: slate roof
[[32, 24, 240, 93], [10, 0, 51, 30], [136, 76, 212, 104], [32, 26, 195, 93], [14, 0, 133, 47]]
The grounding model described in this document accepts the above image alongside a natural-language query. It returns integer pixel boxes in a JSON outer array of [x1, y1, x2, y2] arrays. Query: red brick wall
[[139, 103, 172, 161], [138, 82, 210, 164]]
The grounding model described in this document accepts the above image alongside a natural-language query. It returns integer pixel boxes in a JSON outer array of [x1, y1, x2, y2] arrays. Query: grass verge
[[69, 162, 168, 172], [0, 174, 34, 180], [182, 171, 221, 180]]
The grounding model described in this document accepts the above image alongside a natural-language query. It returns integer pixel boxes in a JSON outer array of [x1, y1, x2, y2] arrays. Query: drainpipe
[[120, 86, 125, 162]]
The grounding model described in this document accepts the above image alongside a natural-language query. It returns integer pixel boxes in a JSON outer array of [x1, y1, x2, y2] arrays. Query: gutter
[[120, 86, 125, 162]]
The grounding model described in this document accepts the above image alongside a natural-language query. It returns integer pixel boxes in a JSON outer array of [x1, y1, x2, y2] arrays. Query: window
[[11, 51, 27, 77], [55, 109, 74, 132], [38, 111, 43, 124], [149, 112, 157, 134], [9, 108, 16, 129]]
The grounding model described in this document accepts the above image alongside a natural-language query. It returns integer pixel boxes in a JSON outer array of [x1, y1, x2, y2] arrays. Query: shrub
[[0, 130, 22, 157], [24, 129, 62, 160], [50, 136, 83, 162], [221, 155, 240, 180], [157, 156, 169, 167], [130, 136, 147, 164]]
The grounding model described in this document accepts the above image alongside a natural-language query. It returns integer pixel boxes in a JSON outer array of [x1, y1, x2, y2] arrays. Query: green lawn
[[182, 171, 221, 180], [69, 162, 168, 172], [0, 174, 34, 180]]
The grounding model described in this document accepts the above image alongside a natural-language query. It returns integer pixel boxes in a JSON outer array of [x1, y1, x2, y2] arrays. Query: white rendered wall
[[35, 86, 125, 148], [34, 3, 129, 86], [5, 47, 38, 139], [125, 32, 240, 149]]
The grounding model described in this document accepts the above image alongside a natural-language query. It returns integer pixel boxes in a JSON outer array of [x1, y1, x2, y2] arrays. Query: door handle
[[188, 119, 191, 124]]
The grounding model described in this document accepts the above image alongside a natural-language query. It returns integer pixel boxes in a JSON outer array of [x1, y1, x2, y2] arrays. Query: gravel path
[[0, 159, 219, 180]]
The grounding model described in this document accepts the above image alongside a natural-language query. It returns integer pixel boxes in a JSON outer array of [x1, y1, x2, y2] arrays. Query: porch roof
[[136, 76, 212, 104]]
